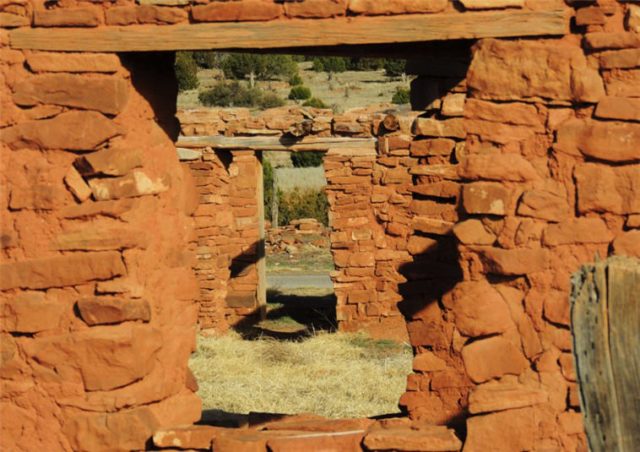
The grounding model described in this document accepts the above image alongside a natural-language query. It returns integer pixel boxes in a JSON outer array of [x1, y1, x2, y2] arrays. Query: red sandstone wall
[[178, 107, 416, 340], [0, 0, 562, 30], [0, 51, 201, 450], [399, 3, 640, 450], [2, 0, 640, 450]]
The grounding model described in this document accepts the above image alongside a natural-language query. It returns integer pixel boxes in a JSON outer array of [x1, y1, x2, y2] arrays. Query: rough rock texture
[[3, 0, 637, 450], [1, 52, 199, 451]]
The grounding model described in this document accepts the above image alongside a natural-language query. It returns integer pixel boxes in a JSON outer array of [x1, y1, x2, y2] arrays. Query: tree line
[[175, 52, 408, 108]]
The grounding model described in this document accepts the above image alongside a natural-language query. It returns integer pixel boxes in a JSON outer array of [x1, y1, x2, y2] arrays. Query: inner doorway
[[260, 150, 336, 338]]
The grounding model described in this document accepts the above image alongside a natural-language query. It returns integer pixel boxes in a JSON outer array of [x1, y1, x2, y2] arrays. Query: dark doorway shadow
[[233, 289, 337, 340]]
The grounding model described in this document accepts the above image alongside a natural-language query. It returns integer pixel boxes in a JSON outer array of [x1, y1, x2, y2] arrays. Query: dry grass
[[189, 332, 412, 419], [274, 166, 327, 192]]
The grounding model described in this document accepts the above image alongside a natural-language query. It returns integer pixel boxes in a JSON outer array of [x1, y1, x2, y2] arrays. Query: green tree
[[392, 86, 410, 105], [222, 53, 297, 86], [278, 189, 329, 226], [302, 97, 327, 108], [291, 152, 323, 168], [259, 91, 286, 109], [289, 73, 304, 86], [288, 85, 312, 101], [192, 51, 222, 69], [348, 57, 385, 71], [175, 52, 199, 91], [384, 59, 406, 77], [312, 57, 348, 74], [199, 81, 285, 109]]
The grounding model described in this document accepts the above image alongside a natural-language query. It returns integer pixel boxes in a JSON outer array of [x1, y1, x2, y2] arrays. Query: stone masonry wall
[[2, 0, 640, 450], [178, 107, 420, 341], [0, 0, 563, 30], [0, 50, 201, 450], [399, 3, 640, 451]]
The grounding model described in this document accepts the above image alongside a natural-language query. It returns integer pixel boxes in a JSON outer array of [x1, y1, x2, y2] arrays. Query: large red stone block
[[13, 74, 130, 115], [33, 7, 102, 27], [464, 407, 537, 451], [53, 223, 149, 251], [63, 406, 159, 451], [1, 292, 66, 333], [599, 48, 640, 69], [542, 218, 613, 246], [26, 52, 121, 73], [136, 5, 188, 24], [413, 351, 447, 372], [464, 99, 543, 128], [348, 0, 448, 15], [89, 170, 171, 200], [76, 297, 151, 326], [603, 69, 640, 98], [24, 324, 161, 391], [0, 252, 126, 290], [517, 189, 570, 222], [0, 111, 120, 151], [74, 145, 143, 177], [574, 163, 640, 214], [453, 219, 496, 245], [461, 182, 511, 216], [458, 153, 538, 182], [461, 336, 528, 383], [612, 230, 640, 257], [468, 39, 604, 103], [479, 247, 548, 275], [556, 118, 640, 162], [595, 96, 640, 121], [192, 0, 282, 22], [363, 425, 461, 451], [444, 281, 514, 337], [285, 0, 346, 18]]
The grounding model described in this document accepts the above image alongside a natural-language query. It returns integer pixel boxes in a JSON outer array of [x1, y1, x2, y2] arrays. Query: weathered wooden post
[[571, 257, 640, 452]]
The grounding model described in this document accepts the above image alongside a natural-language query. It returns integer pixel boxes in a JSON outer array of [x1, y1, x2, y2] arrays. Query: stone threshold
[[151, 413, 462, 451]]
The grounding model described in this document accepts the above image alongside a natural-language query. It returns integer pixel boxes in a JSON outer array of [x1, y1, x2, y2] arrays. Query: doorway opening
[[178, 50, 415, 422], [261, 150, 336, 339]]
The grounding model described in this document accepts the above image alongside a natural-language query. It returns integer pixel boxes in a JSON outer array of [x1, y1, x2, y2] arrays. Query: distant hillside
[[177, 55, 411, 112]]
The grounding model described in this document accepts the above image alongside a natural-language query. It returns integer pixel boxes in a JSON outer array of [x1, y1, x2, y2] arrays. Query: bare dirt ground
[[178, 62, 410, 112]]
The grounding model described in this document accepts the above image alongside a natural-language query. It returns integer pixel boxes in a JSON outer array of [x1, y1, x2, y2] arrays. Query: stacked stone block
[[0, 51, 200, 450], [3, 0, 640, 450]]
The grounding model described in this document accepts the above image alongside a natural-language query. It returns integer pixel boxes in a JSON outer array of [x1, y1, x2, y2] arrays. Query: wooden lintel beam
[[9, 10, 568, 52], [176, 135, 377, 152]]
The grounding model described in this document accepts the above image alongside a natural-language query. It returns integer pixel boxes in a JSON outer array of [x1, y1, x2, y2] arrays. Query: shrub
[[392, 86, 410, 105], [311, 57, 348, 73], [384, 59, 406, 77], [348, 57, 385, 71], [289, 73, 304, 86], [288, 85, 312, 101], [259, 92, 286, 109], [222, 53, 298, 82], [278, 188, 329, 226], [302, 97, 327, 108], [175, 52, 199, 91], [192, 51, 221, 69], [291, 152, 323, 168], [199, 81, 285, 109]]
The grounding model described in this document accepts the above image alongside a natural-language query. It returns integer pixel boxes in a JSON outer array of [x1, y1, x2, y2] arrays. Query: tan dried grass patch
[[189, 332, 412, 419]]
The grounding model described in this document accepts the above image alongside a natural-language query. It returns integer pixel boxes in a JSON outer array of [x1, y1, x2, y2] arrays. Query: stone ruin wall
[[1, 0, 640, 450], [178, 106, 439, 341], [0, 52, 203, 450]]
